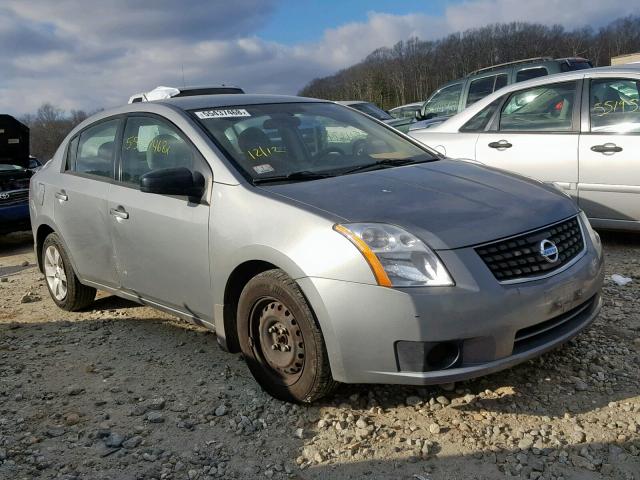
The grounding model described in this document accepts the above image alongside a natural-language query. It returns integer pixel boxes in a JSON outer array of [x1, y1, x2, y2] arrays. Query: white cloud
[[0, 0, 637, 115]]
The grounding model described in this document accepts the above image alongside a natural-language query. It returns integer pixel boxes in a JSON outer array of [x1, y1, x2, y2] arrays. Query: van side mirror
[[140, 167, 205, 199]]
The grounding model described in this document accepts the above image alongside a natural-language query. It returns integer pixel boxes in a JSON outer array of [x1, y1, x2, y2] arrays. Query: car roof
[[157, 93, 326, 110], [424, 64, 640, 133]]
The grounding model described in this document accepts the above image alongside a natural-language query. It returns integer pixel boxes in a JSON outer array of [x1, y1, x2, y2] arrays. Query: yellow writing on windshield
[[247, 146, 286, 160]]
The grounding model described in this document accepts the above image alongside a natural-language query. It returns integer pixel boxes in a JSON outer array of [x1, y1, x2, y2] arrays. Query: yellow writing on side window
[[246, 146, 286, 161], [148, 139, 171, 155], [592, 99, 639, 116], [125, 136, 138, 150]]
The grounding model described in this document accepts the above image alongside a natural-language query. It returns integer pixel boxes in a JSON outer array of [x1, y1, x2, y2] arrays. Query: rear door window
[[69, 119, 119, 178], [516, 67, 548, 82], [590, 78, 640, 133], [499, 81, 577, 132]]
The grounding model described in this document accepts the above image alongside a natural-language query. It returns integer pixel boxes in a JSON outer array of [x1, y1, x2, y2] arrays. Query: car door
[[107, 114, 213, 320], [475, 80, 581, 198], [54, 118, 121, 286], [578, 76, 640, 226]]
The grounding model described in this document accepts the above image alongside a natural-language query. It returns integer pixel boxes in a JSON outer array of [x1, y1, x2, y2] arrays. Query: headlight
[[334, 223, 453, 287], [579, 211, 601, 254]]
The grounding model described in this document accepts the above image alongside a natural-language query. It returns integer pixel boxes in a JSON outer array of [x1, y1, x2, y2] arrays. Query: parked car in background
[[389, 102, 423, 119], [31, 93, 603, 402], [410, 57, 593, 131], [410, 64, 640, 231], [1, 115, 32, 234], [336, 101, 413, 132]]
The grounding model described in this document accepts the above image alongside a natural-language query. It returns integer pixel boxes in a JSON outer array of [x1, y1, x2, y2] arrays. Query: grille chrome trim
[[475, 215, 587, 285]]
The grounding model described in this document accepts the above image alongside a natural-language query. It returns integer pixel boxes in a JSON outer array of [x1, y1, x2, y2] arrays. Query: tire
[[42, 233, 96, 311], [237, 269, 337, 403]]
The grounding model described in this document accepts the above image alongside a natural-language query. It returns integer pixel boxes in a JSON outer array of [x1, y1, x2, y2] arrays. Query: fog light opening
[[425, 342, 460, 370]]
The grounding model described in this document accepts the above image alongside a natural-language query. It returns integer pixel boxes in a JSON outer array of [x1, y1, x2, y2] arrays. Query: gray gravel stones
[[1, 232, 639, 479], [146, 411, 164, 423]]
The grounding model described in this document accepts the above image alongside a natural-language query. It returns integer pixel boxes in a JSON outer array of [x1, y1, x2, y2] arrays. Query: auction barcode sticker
[[195, 109, 251, 119]]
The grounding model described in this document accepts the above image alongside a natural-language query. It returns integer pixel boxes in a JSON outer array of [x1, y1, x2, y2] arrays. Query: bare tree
[[299, 16, 640, 110]]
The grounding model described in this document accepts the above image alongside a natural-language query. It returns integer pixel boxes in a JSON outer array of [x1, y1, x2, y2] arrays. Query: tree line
[[19, 104, 96, 162], [298, 16, 640, 110]]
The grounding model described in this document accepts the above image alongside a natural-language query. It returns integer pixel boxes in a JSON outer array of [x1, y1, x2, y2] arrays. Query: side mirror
[[140, 167, 205, 199], [414, 110, 423, 121]]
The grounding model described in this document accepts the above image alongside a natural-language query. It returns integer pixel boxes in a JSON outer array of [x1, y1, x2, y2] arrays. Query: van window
[[500, 81, 577, 132], [590, 78, 640, 133], [466, 74, 508, 107], [423, 83, 463, 118], [70, 120, 119, 178], [516, 67, 548, 82]]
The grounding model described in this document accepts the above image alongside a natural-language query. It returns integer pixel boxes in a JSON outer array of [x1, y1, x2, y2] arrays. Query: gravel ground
[[0, 230, 639, 480]]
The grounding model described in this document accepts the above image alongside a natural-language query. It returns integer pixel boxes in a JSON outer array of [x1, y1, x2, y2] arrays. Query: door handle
[[591, 143, 622, 154], [55, 191, 68, 201], [109, 207, 129, 220], [488, 140, 512, 149]]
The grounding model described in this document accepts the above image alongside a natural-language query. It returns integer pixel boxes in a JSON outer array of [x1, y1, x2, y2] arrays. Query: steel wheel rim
[[44, 245, 67, 301], [250, 297, 305, 385]]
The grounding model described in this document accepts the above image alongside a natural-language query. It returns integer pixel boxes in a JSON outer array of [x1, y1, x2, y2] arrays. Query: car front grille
[[0, 189, 29, 206], [475, 216, 584, 283]]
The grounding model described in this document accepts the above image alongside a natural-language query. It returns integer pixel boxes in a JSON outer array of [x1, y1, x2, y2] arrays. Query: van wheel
[[237, 269, 337, 403], [42, 233, 96, 311]]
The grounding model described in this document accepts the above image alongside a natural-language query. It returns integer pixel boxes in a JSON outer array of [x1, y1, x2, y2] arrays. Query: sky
[[1, 0, 639, 116]]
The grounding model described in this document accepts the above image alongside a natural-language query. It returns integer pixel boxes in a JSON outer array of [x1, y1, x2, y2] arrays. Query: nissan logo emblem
[[539, 239, 559, 263]]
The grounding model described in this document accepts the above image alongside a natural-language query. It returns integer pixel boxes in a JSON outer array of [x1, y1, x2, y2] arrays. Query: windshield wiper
[[339, 157, 434, 175], [253, 170, 335, 185]]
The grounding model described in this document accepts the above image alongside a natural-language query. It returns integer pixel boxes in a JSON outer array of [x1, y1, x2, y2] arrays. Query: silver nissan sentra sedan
[[30, 94, 604, 402]]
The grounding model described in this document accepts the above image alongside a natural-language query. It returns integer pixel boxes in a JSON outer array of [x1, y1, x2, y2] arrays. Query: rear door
[[475, 80, 581, 197], [107, 114, 213, 320], [578, 76, 640, 225], [54, 118, 121, 286]]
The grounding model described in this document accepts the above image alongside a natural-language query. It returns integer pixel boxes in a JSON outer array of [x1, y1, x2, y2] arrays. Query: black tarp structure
[[0, 115, 29, 168]]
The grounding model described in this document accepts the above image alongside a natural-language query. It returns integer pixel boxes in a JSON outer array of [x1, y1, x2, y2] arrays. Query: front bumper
[[0, 202, 31, 234], [299, 224, 604, 385]]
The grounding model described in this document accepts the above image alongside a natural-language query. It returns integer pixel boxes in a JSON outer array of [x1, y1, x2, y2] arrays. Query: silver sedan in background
[[30, 94, 603, 402], [410, 64, 640, 231]]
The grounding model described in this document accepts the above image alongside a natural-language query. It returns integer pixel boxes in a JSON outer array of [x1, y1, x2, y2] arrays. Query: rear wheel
[[42, 233, 96, 311], [237, 269, 337, 403]]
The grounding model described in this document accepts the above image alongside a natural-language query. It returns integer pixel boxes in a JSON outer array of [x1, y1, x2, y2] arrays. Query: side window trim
[[488, 79, 582, 134], [61, 115, 124, 182]]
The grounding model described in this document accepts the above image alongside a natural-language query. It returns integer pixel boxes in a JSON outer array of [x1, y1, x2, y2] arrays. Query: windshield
[[193, 102, 435, 182], [348, 102, 393, 121]]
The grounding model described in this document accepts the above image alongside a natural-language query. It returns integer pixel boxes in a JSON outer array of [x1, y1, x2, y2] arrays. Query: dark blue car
[[0, 115, 35, 234]]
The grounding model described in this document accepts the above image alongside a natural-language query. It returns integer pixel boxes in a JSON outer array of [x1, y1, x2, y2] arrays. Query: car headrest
[[97, 141, 114, 160], [238, 127, 271, 154]]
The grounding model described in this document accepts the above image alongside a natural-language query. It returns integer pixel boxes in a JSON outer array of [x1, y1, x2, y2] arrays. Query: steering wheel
[[310, 147, 344, 165]]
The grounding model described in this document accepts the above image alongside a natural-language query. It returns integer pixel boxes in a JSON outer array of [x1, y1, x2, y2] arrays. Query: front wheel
[[237, 269, 337, 403], [42, 233, 96, 311]]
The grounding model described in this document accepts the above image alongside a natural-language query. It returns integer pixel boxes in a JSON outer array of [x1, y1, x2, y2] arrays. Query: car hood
[[261, 159, 578, 250]]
